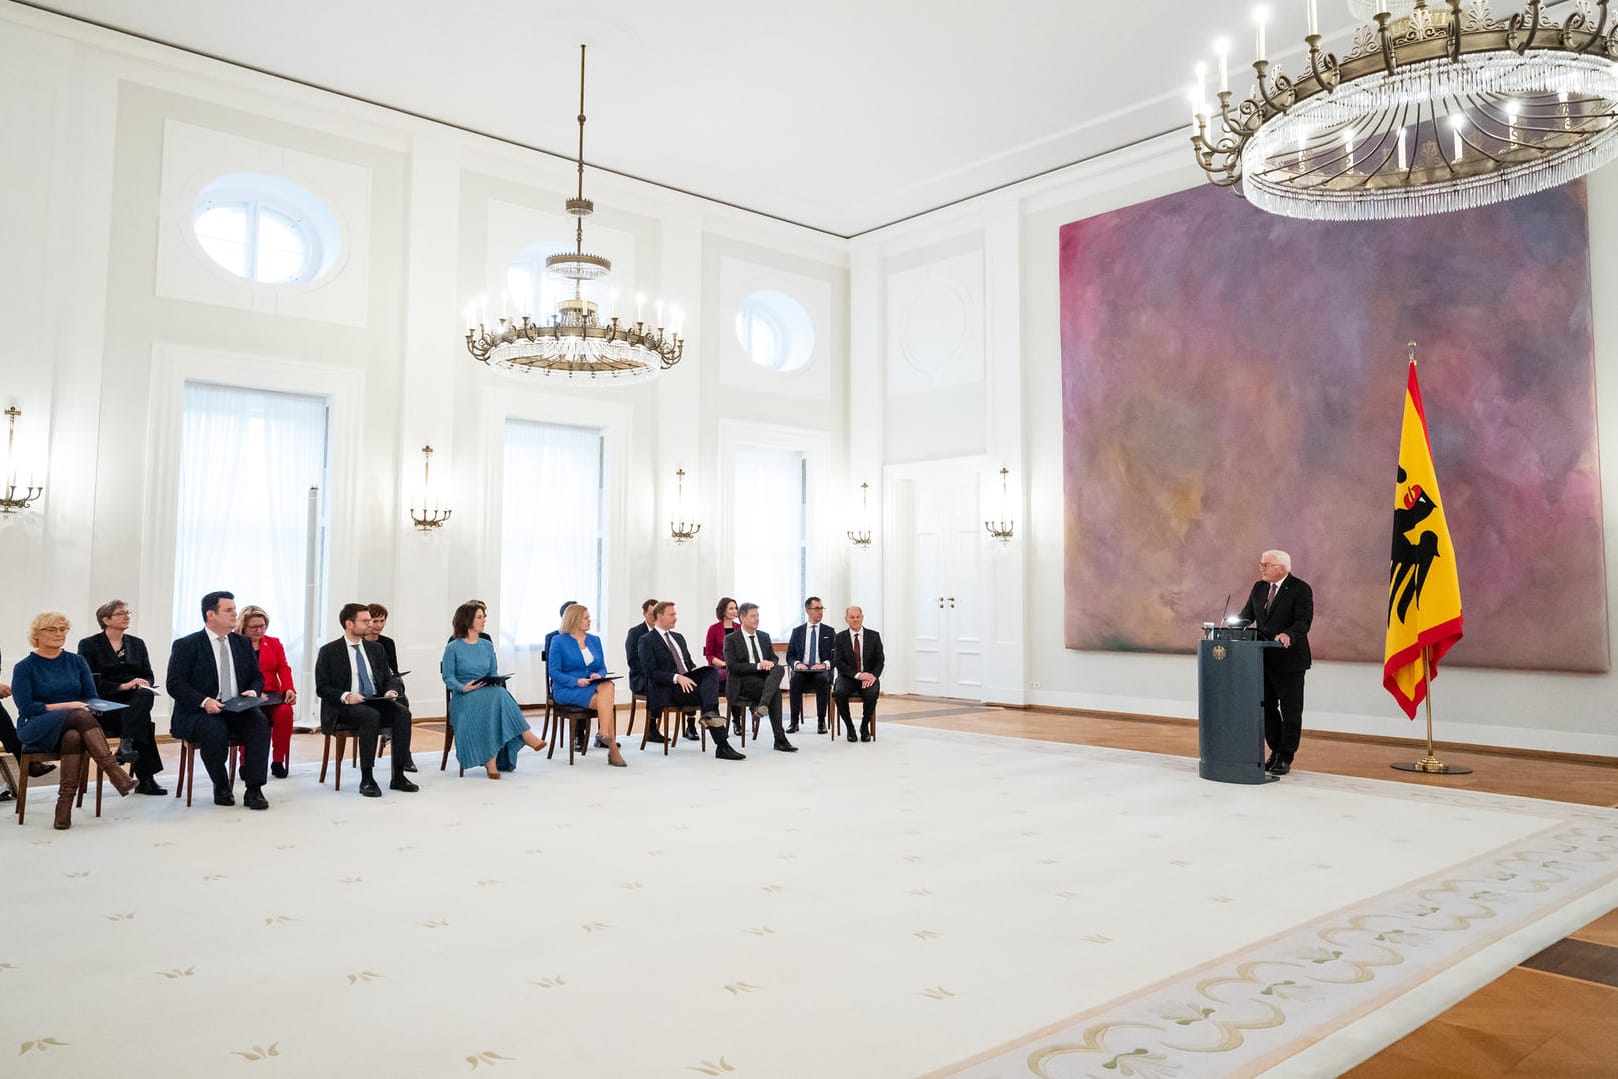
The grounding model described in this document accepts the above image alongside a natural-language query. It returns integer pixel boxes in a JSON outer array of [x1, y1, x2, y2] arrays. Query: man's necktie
[[1266, 583, 1279, 611], [353, 644, 375, 697], [666, 632, 687, 673], [748, 635, 760, 663], [853, 633, 862, 673], [215, 636, 233, 699]]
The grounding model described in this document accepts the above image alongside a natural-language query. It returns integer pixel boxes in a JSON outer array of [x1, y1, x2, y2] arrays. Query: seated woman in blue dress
[[12, 611, 137, 828], [548, 604, 625, 767], [441, 602, 546, 779]]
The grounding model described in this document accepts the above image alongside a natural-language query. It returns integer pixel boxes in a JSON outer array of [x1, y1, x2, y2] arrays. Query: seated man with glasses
[[786, 596, 836, 734]]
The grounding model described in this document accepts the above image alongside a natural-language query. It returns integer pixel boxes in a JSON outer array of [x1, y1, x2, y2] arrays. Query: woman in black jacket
[[76, 599, 166, 795]]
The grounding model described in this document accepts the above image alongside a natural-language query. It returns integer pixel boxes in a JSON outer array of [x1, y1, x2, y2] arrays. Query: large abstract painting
[[1060, 181, 1607, 671]]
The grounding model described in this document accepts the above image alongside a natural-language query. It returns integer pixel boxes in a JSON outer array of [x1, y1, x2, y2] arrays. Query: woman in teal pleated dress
[[441, 602, 546, 778]]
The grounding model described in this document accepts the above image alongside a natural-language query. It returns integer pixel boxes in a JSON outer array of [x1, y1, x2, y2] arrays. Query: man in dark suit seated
[[166, 590, 271, 809], [833, 605, 885, 743], [315, 603, 417, 798], [786, 596, 836, 734], [724, 602, 794, 752], [636, 601, 742, 761], [624, 598, 668, 743]]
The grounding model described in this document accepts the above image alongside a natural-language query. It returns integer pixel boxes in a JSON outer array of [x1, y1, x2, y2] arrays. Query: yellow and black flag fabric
[[1384, 361, 1464, 718]]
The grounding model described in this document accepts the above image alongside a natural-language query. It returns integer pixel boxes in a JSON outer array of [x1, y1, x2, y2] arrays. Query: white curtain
[[172, 382, 328, 677], [501, 419, 605, 649], [733, 446, 807, 639]]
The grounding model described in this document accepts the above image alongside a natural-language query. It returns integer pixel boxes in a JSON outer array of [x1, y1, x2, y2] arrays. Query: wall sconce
[[1, 407, 44, 515], [984, 466, 1015, 544], [408, 445, 453, 531], [847, 481, 873, 549], [669, 468, 701, 545]]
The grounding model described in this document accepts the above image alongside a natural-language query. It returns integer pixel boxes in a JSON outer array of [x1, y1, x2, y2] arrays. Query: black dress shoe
[[243, 787, 269, 810], [136, 778, 168, 796], [402, 760, 418, 773], [816, 722, 828, 734], [270, 761, 289, 779], [214, 786, 235, 807], [359, 778, 382, 798], [115, 743, 139, 766], [1270, 759, 1291, 776], [389, 775, 419, 793], [714, 743, 746, 761], [27, 761, 56, 779], [1263, 754, 1276, 771], [786, 720, 800, 734], [645, 730, 667, 744], [682, 727, 699, 741], [860, 728, 873, 742], [773, 741, 799, 753]]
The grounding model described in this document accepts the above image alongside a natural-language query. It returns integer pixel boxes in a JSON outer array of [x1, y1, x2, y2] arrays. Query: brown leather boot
[[54, 751, 84, 830], [81, 725, 137, 796]]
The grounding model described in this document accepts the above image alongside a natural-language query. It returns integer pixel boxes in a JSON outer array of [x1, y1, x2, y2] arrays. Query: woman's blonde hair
[[559, 604, 589, 636], [238, 605, 270, 632], [29, 611, 70, 647]]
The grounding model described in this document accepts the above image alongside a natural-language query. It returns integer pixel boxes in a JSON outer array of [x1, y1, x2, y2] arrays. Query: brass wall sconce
[[1, 407, 44, 515], [848, 481, 873, 548], [408, 445, 453, 531], [669, 468, 701, 545], [985, 466, 1015, 544]]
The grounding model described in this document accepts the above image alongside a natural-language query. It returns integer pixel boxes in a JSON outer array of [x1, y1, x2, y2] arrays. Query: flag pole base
[[1391, 756, 1473, 775]]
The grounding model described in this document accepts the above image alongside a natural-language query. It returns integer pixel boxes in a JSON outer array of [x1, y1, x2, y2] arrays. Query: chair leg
[[319, 735, 332, 784], [334, 734, 345, 792], [625, 695, 638, 738], [175, 744, 187, 798], [440, 719, 454, 772], [185, 744, 196, 807], [15, 753, 30, 825], [228, 748, 237, 788]]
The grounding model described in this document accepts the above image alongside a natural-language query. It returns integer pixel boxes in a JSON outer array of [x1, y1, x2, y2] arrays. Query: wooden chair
[[541, 653, 596, 767], [317, 728, 366, 790], [440, 688, 456, 771], [176, 738, 240, 807], [12, 748, 99, 826]]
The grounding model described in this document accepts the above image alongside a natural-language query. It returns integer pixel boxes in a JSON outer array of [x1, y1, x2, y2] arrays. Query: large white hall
[[2, 2, 1616, 1077]]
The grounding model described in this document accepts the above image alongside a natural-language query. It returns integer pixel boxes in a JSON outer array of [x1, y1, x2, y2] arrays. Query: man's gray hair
[[1265, 549, 1292, 571], [737, 602, 760, 618]]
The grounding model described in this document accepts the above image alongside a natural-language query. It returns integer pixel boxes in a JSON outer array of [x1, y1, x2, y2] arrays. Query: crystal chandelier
[[1189, 1, 1618, 220], [465, 46, 684, 380]]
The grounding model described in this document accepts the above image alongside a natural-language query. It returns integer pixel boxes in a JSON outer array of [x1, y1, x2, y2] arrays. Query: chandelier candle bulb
[[1217, 38, 1231, 91], [1307, 0, 1318, 37], [1254, 6, 1269, 62]]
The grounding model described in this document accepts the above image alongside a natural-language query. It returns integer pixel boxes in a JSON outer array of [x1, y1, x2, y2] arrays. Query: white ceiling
[[24, 0, 1370, 237]]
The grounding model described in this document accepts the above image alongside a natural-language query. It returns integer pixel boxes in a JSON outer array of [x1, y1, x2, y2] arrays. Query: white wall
[[859, 132, 1618, 758], [0, 5, 850, 719]]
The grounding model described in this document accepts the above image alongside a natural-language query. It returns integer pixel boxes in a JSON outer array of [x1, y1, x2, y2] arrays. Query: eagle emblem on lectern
[[1212, 645, 1227, 661]]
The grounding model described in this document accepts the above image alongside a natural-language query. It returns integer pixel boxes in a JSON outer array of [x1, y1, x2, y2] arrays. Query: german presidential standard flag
[[1384, 360, 1464, 718]]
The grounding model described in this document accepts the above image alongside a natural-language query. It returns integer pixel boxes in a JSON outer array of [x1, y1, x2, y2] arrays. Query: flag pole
[[1391, 646, 1469, 773]]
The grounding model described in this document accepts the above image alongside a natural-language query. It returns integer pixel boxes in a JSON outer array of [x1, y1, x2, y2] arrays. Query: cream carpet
[[5, 725, 1616, 1079]]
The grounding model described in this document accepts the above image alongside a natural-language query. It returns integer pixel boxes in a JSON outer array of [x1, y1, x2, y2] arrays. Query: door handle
[[947, 597, 956, 608], [937, 596, 945, 608]]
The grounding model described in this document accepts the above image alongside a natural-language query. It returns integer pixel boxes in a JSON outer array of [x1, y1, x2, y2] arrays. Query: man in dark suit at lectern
[[1238, 549, 1313, 776], [167, 590, 271, 809]]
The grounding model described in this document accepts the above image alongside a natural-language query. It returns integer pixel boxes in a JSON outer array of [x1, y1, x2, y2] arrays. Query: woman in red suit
[[237, 605, 298, 778], [704, 596, 739, 735]]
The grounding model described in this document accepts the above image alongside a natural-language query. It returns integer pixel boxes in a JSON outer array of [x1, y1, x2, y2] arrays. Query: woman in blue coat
[[548, 604, 625, 767]]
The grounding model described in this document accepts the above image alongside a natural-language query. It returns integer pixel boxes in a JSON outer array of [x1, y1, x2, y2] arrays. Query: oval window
[[192, 173, 341, 284]]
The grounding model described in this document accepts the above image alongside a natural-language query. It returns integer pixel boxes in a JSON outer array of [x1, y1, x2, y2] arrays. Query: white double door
[[889, 462, 984, 700]]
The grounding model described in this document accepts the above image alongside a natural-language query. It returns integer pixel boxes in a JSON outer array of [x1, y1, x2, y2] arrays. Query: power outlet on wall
[[1028, 680, 1041, 688]]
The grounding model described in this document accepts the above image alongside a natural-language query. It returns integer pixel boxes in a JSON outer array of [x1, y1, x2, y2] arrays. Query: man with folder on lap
[[166, 590, 272, 809], [314, 603, 417, 797]]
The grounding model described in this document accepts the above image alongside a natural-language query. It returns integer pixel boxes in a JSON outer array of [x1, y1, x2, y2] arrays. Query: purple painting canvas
[[1060, 181, 1607, 672]]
